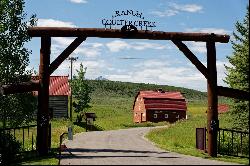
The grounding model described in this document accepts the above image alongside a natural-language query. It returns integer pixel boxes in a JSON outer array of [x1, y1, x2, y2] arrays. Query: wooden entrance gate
[[0, 27, 249, 156]]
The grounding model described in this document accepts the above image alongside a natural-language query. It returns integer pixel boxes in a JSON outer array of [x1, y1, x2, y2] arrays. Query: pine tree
[[224, 6, 249, 131], [0, 0, 37, 127]]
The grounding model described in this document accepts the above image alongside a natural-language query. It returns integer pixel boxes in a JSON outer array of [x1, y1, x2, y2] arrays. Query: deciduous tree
[[0, 0, 37, 127], [71, 63, 92, 123]]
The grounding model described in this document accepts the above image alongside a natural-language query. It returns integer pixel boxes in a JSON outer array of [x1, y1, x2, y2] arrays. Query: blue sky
[[25, 0, 249, 92]]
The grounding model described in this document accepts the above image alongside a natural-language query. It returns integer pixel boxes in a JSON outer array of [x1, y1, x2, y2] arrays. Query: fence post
[[23, 128, 25, 149], [218, 128, 220, 154], [231, 131, 234, 155], [240, 133, 243, 155], [48, 123, 51, 150], [32, 133, 34, 151]]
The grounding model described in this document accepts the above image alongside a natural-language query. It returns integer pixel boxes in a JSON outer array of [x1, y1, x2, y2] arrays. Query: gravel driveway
[[60, 126, 239, 165]]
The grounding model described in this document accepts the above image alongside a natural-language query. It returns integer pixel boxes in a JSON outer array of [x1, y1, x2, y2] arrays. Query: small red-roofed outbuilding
[[32, 76, 70, 118]]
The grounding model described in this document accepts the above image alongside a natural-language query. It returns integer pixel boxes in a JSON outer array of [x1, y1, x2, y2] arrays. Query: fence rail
[[0, 125, 37, 152], [218, 128, 249, 158]]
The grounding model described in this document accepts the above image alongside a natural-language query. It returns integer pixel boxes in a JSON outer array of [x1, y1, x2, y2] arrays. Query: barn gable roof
[[218, 104, 229, 113], [139, 91, 185, 100], [31, 76, 71, 96], [133, 90, 187, 111]]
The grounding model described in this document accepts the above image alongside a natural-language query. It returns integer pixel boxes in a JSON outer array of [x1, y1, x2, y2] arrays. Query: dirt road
[[60, 127, 239, 165]]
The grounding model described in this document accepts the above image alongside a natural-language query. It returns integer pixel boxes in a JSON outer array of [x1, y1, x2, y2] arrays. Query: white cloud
[[134, 59, 168, 68], [52, 59, 106, 78], [69, 0, 88, 4], [132, 42, 167, 50], [106, 74, 132, 81], [150, 9, 179, 17], [217, 60, 232, 87], [185, 28, 230, 34], [74, 47, 102, 57], [182, 27, 230, 54], [188, 41, 207, 54], [51, 37, 103, 58], [133, 65, 206, 91], [37, 19, 76, 27], [106, 59, 232, 91], [53, 37, 75, 46], [105, 59, 208, 91], [150, 2, 202, 17], [106, 40, 129, 52], [106, 40, 168, 52], [170, 3, 203, 13]]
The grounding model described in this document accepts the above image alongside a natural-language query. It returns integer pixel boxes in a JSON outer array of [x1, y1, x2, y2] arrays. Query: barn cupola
[[157, 88, 165, 93]]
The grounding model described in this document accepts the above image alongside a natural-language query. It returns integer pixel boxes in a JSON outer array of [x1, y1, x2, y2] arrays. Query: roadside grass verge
[[146, 102, 249, 165], [19, 119, 86, 165]]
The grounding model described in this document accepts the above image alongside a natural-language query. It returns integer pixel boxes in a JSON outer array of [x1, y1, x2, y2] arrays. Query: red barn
[[133, 89, 187, 123]]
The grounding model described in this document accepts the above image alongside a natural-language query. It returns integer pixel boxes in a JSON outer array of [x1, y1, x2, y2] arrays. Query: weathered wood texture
[[0, 80, 39, 95], [33, 96, 68, 118], [49, 96, 68, 118], [28, 27, 230, 43], [206, 40, 218, 157], [37, 36, 51, 156], [217, 86, 249, 100]]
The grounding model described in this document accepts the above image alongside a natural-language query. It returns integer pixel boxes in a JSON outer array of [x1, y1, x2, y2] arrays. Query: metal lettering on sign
[[101, 10, 156, 30]]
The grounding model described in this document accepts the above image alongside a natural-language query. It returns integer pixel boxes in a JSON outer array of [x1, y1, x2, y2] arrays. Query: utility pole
[[68, 57, 78, 121]]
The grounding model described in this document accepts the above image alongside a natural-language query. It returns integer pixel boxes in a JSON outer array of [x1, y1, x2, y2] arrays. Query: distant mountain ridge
[[95, 76, 109, 81]]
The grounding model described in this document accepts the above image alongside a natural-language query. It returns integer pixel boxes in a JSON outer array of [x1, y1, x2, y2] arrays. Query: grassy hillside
[[84, 80, 208, 130], [87, 79, 207, 101], [66, 79, 210, 132]]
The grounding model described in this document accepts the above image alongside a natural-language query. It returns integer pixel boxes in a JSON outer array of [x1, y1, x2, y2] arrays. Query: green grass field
[[88, 96, 170, 130], [14, 80, 248, 165]]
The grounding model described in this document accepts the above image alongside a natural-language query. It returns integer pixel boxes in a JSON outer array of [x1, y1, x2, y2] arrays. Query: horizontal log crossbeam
[[49, 36, 86, 75], [0, 80, 39, 95], [28, 27, 230, 43], [217, 86, 249, 100]]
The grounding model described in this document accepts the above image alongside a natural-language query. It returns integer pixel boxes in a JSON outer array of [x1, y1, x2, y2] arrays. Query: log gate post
[[2, 27, 249, 158], [206, 34, 218, 157], [37, 36, 51, 156]]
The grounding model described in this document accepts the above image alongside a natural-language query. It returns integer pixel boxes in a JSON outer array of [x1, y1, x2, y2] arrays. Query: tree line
[[86, 79, 207, 101]]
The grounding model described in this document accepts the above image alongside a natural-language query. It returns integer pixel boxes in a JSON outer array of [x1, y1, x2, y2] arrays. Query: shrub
[[0, 131, 23, 165]]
